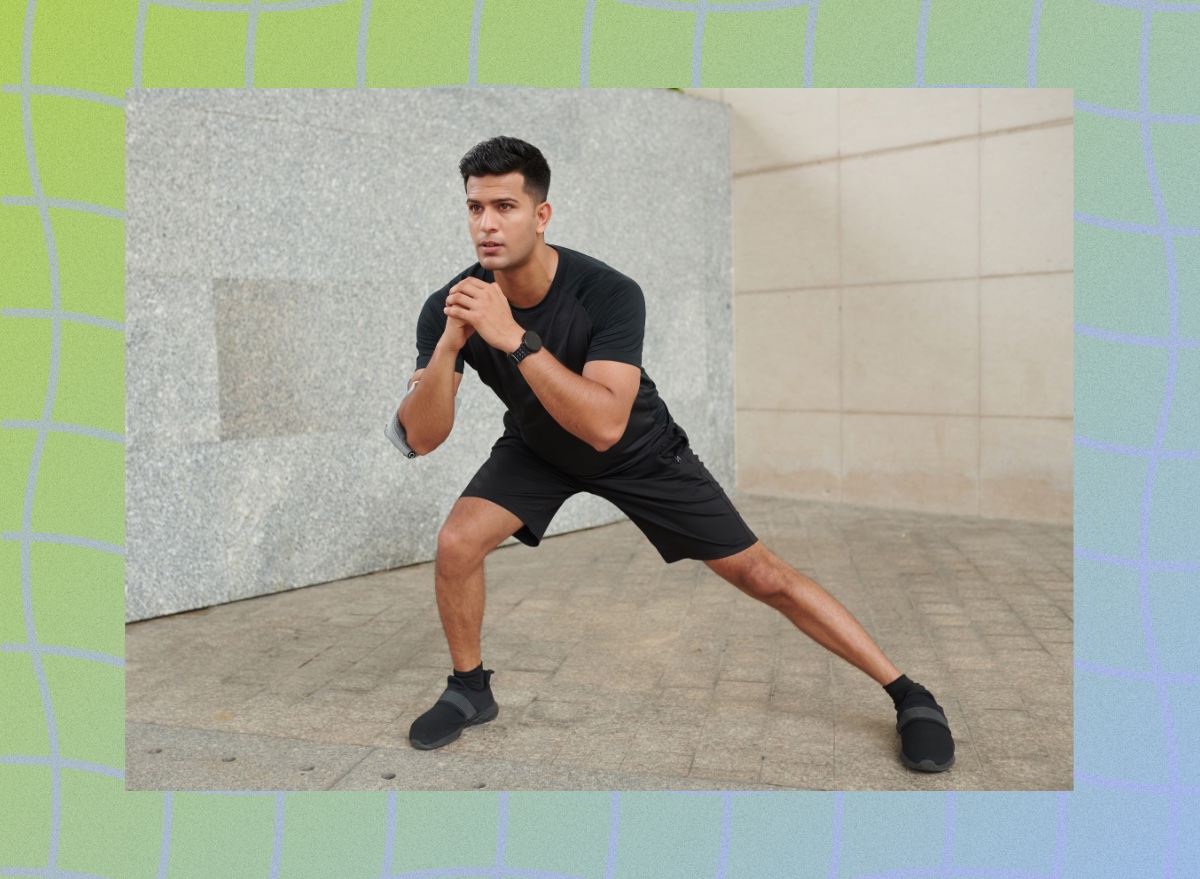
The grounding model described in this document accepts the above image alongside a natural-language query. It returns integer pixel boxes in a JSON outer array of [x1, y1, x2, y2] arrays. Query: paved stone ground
[[126, 493, 1073, 792]]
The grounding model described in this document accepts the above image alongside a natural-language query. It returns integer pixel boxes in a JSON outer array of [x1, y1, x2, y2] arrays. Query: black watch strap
[[508, 330, 541, 364]]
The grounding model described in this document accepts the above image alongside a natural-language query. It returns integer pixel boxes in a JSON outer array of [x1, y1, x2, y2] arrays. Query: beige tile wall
[[685, 88, 1073, 523]]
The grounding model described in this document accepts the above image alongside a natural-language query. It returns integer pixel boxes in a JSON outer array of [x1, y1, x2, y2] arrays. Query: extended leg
[[705, 540, 954, 771], [705, 541, 900, 684]]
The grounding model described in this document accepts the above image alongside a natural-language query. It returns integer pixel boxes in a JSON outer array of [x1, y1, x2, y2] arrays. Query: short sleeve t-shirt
[[414, 244, 676, 477]]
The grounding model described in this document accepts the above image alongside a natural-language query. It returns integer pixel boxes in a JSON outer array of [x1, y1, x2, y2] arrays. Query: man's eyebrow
[[465, 196, 520, 204]]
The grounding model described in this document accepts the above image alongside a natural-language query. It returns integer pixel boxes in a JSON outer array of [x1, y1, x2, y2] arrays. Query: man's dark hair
[[459, 136, 550, 205]]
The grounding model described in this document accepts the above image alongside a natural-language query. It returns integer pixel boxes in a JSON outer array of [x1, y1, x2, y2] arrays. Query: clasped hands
[[444, 277, 525, 354]]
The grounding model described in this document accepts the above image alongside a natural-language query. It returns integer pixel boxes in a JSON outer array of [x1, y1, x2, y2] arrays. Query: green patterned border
[[3, 0, 1199, 877]]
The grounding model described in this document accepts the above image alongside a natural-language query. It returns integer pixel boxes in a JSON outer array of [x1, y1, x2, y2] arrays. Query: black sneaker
[[895, 684, 955, 772], [409, 670, 499, 750]]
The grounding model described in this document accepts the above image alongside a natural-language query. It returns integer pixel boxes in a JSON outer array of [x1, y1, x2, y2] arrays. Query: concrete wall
[[685, 88, 1073, 523], [125, 89, 732, 621]]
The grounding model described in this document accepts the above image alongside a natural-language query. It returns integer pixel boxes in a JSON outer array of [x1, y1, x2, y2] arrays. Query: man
[[394, 136, 955, 772]]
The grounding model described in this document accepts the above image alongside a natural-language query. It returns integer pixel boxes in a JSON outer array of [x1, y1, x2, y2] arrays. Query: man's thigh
[[440, 495, 528, 557], [458, 433, 579, 549], [585, 427, 758, 564]]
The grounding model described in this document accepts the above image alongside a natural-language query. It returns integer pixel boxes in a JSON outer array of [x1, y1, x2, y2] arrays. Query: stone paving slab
[[126, 493, 1073, 791], [127, 721, 375, 791], [330, 748, 782, 792]]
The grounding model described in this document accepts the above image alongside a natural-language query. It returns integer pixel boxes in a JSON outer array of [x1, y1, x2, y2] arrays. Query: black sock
[[452, 663, 489, 692], [882, 673, 940, 712], [884, 673, 919, 706]]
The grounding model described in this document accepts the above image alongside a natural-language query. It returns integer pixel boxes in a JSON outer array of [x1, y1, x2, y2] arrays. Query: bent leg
[[705, 541, 901, 685], [435, 496, 526, 671]]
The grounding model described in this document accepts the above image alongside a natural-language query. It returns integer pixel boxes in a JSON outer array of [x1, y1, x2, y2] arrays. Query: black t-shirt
[[414, 244, 676, 477]]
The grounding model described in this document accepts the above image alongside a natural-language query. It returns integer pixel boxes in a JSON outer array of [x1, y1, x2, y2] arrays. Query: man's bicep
[[583, 359, 640, 412]]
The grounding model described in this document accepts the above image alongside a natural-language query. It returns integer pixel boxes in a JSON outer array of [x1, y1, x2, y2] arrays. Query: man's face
[[465, 172, 546, 271]]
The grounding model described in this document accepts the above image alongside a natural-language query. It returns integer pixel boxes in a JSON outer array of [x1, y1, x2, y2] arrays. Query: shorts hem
[[659, 535, 759, 565], [458, 489, 544, 548]]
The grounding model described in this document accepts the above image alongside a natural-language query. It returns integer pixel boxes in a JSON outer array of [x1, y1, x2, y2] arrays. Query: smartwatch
[[508, 329, 543, 364]]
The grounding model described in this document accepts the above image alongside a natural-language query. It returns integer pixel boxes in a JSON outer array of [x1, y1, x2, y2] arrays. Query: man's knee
[[736, 548, 791, 606], [436, 520, 486, 575], [708, 543, 782, 601]]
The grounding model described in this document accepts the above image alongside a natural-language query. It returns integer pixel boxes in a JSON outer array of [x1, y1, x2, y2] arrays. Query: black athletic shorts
[[460, 422, 759, 564]]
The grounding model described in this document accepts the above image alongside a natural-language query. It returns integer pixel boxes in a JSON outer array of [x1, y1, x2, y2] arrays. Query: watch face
[[525, 330, 542, 351]]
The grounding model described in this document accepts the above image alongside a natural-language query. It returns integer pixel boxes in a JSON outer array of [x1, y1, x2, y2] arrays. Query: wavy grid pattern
[[0, 0, 1196, 876]]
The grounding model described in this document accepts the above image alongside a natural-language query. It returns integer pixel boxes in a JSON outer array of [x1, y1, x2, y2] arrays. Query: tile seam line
[[1, 195, 125, 220], [613, 0, 815, 11], [579, 0, 596, 87], [145, 0, 350, 11], [735, 268, 1075, 295], [493, 791, 508, 879], [0, 83, 124, 108], [1075, 210, 1198, 236], [1051, 793, 1068, 879], [692, 0, 704, 88], [732, 118, 1073, 177], [377, 791, 397, 878], [1027, 0, 1045, 87], [941, 792, 956, 875], [604, 790, 619, 879], [915, 0, 931, 87], [1, 643, 125, 668], [1074, 99, 1198, 124], [1075, 659, 1198, 685], [269, 792, 285, 879], [244, 0, 260, 88], [1075, 323, 1199, 349], [841, 864, 1054, 879], [803, 2, 819, 88], [156, 791, 173, 879], [469, 0, 483, 87], [827, 791, 843, 879], [2, 421, 125, 444], [1089, 0, 1199, 12], [377, 870, 602, 879], [1073, 547, 1197, 572], [1, 309, 126, 332], [716, 791, 732, 879], [2, 870, 110, 879], [133, 0, 149, 87], [1074, 434, 1196, 461], [1, 755, 125, 780], [356, 0, 372, 88], [1, 532, 126, 556], [1076, 772, 1199, 796]]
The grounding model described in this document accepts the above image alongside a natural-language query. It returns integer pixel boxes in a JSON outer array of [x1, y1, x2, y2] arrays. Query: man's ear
[[536, 200, 552, 234]]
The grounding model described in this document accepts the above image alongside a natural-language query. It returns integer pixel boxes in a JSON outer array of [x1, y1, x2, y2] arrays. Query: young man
[[395, 136, 955, 772]]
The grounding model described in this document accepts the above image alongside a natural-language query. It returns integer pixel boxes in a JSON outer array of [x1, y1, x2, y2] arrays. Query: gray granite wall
[[126, 89, 732, 622]]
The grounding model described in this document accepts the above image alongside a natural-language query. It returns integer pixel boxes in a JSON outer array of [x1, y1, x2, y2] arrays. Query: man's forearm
[[517, 348, 622, 451], [399, 340, 457, 454]]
